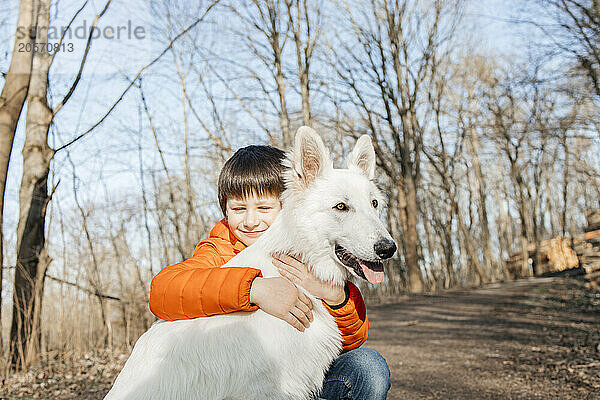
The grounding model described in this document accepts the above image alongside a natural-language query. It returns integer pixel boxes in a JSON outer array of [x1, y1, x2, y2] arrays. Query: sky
[[0, 0, 546, 265]]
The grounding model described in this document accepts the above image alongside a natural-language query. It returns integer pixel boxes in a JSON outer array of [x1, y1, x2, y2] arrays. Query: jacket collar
[[210, 218, 247, 254]]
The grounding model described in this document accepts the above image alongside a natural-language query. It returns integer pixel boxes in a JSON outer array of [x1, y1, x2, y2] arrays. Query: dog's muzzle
[[335, 244, 385, 284]]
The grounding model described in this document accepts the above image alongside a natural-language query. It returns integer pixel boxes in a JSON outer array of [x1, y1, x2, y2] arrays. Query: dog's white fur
[[104, 127, 394, 400]]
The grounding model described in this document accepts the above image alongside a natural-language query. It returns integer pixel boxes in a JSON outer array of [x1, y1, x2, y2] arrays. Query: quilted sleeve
[[322, 282, 369, 351], [149, 241, 262, 321]]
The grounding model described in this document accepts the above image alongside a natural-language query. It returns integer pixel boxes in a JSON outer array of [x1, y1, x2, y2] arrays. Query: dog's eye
[[334, 202, 348, 211], [372, 199, 378, 208]]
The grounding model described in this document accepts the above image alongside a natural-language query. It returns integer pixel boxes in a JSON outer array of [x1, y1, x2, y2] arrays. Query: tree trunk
[[421, 204, 438, 290], [439, 171, 486, 285], [531, 168, 544, 275], [0, 0, 35, 349], [267, 2, 292, 148], [452, 196, 486, 285], [10, 0, 53, 368], [441, 218, 454, 288], [516, 177, 534, 276], [287, 0, 312, 126], [171, 48, 197, 255], [274, 51, 292, 148], [398, 179, 424, 293], [496, 182, 512, 281], [561, 128, 569, 237], [25, 247, 51, 366], [467, 128, 495, 279], [386, 187, 405, 293]]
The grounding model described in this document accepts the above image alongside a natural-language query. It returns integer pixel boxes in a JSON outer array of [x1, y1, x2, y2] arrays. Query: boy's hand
[[249, 277, 314, 332], [272, 253, 346, 307]]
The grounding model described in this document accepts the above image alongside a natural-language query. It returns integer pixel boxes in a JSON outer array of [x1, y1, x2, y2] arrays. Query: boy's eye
[[334, 202, 349, 211]]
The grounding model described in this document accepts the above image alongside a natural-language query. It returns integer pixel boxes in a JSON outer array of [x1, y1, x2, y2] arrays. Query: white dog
[[104, 127, 397, 400]]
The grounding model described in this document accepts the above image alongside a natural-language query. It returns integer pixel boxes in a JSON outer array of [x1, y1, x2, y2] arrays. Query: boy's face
[[226, 191, 282, 246]]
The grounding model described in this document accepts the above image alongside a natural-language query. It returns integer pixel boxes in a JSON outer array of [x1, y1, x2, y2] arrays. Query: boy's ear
[[292, 126, 332, 188], [346, 135, 376, 180]]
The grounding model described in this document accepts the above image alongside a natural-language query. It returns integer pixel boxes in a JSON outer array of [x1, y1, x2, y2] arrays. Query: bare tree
[[483, 70, 536, 277], [331, 0, 464, 293], [530, 0, 600, 98], [0, 0, 35, 344], [423, 68, 487, 285], [10, 0, 109, 368], [285, 0, 320, 125], [225, 0, 293, 147], [453, 56, 499, 279], [9, 0, 221, 368], [10, 0, 56, 368]]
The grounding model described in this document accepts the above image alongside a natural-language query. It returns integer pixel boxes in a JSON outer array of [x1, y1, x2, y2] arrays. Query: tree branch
[[53, 0, 222, 154]]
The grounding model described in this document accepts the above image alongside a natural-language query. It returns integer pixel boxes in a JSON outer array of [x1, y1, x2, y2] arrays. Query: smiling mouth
[[240, 230, 265, 234], [334, 244, 384, 284]]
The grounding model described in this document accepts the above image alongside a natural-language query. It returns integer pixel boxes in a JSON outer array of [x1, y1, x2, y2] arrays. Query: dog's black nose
[[374, 239, 397, 259]]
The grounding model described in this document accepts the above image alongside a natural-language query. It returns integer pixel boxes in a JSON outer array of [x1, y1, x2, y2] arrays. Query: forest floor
[[368, 276, 600, 399], [1, 276, 599, 399]]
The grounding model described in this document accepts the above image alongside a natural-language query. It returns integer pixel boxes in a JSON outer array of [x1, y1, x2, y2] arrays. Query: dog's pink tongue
[[361, 264, 384, 284]]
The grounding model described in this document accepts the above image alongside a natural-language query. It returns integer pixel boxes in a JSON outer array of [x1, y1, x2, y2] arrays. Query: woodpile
[[505, 211, 600, 283], [546, 237, 579, 271], [506, 255, 528, 279], [506, 237, 579, 278], [585, 209, 600, 232], [574, 227, 600, 289], [573, 229, 600, 274]]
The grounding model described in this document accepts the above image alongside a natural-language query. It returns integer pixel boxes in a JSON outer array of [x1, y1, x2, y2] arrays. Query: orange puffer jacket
[[149, 219, 369, 351]]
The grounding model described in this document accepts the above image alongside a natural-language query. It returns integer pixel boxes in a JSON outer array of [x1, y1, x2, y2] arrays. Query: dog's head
[[280, 126, 397, 285]]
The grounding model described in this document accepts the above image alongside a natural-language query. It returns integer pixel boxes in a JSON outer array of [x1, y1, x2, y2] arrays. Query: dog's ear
[[292, 126, 331, 188], [346, 135, 376, 179]]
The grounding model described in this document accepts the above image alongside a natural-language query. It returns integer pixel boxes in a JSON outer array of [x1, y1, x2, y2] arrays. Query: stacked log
[[573, 229, 600, 276], [505, 211, 600, 281], [547, 237, 580, 271], [506, 253, 530, 279], [584, 209, 600, 232], [506, 237, 579, 279]]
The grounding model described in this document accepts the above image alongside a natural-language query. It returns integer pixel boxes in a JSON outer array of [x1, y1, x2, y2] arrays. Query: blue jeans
[[315, 348, 391, 400]]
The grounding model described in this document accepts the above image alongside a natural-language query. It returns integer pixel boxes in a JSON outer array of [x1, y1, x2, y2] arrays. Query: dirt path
[[2, 277, 599, 399], [366, 277, 600, 399]]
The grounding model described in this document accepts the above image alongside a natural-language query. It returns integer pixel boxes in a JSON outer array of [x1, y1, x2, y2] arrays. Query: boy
[[149, 145, 390, 400]]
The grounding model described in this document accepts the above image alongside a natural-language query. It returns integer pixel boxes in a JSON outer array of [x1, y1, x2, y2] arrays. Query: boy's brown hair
[[218, 145, 286, 216]]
